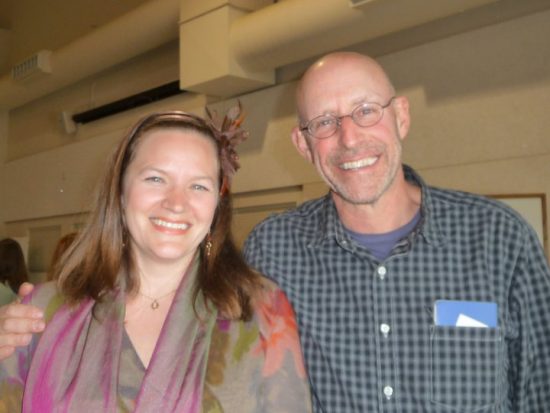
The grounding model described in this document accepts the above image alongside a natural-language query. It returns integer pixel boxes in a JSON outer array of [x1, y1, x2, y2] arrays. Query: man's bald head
[[296, 52, 396, 122]]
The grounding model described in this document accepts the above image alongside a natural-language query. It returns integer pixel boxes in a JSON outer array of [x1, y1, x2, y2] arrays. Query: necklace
[[137, 288, 177, 310]]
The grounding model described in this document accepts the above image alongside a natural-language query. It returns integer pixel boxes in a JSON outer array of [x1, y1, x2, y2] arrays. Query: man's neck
[[333, 179, 421, 235]]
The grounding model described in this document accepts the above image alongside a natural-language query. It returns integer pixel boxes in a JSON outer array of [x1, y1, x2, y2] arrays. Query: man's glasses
[[300, 96, 396, 139]]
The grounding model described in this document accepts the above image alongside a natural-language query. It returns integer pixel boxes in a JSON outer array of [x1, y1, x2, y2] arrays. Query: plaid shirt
[[244, 165, 550, 413]]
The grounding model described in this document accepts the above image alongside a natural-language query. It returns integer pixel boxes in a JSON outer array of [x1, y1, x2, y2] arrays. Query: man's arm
[[0, 283, 45, 360], [508, 229, 550, 412]]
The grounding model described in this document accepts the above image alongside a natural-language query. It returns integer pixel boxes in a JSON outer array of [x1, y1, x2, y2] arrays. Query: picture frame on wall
[[490, 193, 547, 251]]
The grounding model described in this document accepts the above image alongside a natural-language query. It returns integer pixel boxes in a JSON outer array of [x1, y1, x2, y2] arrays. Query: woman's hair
[[0, 238, 29, 293], [54, 111, 261, 320]]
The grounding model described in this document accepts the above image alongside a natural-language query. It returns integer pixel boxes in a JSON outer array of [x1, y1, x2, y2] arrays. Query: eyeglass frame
[[299, 96, 396, 139]]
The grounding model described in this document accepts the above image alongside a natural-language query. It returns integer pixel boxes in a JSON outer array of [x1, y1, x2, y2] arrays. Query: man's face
[[293, 57, 409, 207]]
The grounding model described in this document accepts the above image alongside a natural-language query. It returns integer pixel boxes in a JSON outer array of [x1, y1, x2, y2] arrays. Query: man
[[243, 52, 550, 412], [2, 52, 550, 412]]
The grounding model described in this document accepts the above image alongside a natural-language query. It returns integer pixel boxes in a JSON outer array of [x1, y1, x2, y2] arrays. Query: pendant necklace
[[137, 288, 177, 310]]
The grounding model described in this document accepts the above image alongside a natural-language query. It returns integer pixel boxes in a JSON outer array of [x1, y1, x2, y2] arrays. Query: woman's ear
[[291, 126, 314, 163]]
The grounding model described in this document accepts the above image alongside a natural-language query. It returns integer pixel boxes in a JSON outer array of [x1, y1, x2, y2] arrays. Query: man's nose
[[337, 115, 360, 148]]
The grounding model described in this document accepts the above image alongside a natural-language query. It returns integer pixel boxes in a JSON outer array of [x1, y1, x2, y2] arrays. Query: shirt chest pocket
[[430, 326, 503, 412]]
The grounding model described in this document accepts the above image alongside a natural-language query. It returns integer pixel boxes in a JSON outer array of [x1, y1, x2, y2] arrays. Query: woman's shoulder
[[255, 276, 279, 296], [250, 276, 301, 347], [206, 277, 311, 412], [253, 276, 295, 318], [215, 275, 300, 345]]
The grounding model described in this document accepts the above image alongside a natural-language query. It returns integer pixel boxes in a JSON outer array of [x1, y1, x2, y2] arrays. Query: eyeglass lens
[[306, 97, 394, 139]]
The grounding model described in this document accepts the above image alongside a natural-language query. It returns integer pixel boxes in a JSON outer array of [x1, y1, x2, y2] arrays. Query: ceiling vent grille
[[11, 50, 52, 82]]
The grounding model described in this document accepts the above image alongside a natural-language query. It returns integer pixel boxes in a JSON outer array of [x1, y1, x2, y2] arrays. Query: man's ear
[[393, 96, 411, 141], [291, 126, 313, 163]]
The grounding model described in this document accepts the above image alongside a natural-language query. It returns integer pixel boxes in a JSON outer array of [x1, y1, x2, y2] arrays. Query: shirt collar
[[402, 165, 446, 247]]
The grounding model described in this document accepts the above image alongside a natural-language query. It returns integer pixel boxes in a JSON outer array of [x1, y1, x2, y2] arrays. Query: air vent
[[11, 50, 52, 81], [72, 81, 184, 124]]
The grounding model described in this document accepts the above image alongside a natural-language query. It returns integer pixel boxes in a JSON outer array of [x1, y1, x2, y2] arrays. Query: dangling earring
[[122, 225, 129, 248], [205, 234, 212, 257]]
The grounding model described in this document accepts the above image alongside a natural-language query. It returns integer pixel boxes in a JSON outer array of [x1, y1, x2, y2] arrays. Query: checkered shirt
[[243, 165, 550, 413]]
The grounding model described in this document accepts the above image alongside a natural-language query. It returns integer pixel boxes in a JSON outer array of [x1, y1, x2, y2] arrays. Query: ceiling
[[0, 0, 13, 29], [0, 0, 149, 73], [1, 0, 550, 100]]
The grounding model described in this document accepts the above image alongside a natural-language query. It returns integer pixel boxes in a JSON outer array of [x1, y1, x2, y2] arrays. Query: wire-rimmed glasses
[[300, 96, 396, 139]]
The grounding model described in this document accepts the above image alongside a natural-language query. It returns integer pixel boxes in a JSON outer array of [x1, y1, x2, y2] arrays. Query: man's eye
[[315, 117, 336, 128], [357, 106, 375, 117]]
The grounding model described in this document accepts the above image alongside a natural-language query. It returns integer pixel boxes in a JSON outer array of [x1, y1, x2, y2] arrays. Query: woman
[[0, 238, 29, 305], [0, 107, 311, 412]]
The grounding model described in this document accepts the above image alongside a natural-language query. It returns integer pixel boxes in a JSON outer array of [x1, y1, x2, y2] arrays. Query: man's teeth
[[151, 219, 189, 230], [340, 157, 377, 170]]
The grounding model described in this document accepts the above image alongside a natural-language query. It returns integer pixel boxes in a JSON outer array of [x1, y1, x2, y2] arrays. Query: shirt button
[[380, 323, 391, 337], [383, 385, 394, 400], [377, 266, 387, 279]]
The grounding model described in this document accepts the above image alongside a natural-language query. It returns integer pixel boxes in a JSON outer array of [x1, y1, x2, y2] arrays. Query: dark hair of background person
[[0, 238, 29, 293], [52, 113, 261, 320], [47, 232, 78, 282]]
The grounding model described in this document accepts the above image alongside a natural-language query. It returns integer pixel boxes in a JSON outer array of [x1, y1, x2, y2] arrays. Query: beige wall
[[1, 7, 549, 276]]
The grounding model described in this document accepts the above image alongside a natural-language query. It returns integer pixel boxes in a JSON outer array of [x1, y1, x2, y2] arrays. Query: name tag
[[434, 300, 498, 328]]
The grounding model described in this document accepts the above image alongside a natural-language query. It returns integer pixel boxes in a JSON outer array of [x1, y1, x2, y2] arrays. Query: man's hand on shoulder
[[0, 283, 45, 360]]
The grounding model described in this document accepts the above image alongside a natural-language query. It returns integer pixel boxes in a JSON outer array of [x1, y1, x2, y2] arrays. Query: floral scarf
[[21, 259, 217, 412]]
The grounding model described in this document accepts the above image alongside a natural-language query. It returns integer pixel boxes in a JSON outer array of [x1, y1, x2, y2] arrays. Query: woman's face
[[122, 128, 220, 268]]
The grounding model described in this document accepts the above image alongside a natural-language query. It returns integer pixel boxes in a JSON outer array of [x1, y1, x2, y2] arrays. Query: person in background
[[47, 232, 78, 281], [0, 238, 29, 306], [0, 107, 311, 412], [243, 52, 550, 412]]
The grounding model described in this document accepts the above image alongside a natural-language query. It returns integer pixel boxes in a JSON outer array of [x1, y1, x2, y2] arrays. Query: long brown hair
[[0, 238, 29, 293], [55, 112, 261, 320]]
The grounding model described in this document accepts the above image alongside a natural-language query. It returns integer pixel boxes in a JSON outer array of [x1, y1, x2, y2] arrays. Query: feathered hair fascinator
[[205, 101, 248, 186]]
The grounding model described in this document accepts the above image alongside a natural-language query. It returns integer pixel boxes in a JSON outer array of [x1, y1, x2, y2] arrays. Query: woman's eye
[[145, 176, 163, 183], [192, 184, 209, 191]]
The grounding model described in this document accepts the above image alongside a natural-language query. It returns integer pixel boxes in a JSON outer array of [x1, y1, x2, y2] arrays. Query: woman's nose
[[161, 187, 187, 213]]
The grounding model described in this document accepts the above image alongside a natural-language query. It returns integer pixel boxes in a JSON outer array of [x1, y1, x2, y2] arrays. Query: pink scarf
[[22, 259, 217, 412]]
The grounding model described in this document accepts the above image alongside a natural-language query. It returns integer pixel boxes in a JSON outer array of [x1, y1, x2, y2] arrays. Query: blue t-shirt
[[345, 210, 421, 260]]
